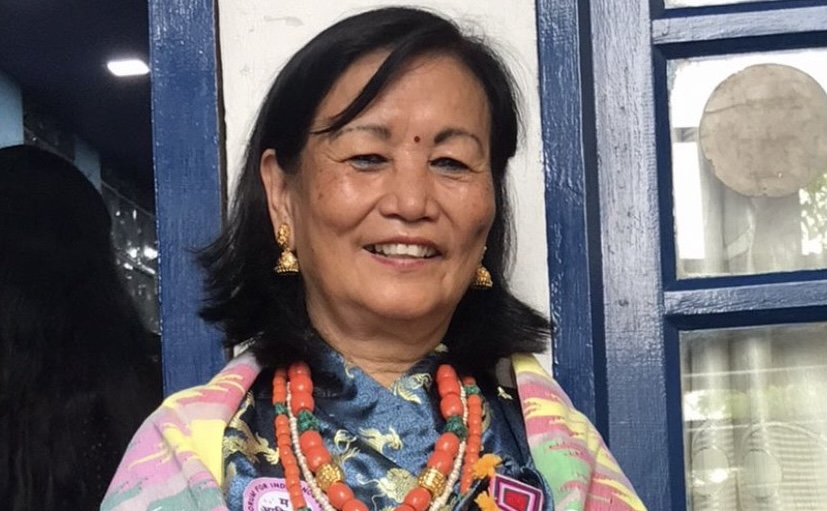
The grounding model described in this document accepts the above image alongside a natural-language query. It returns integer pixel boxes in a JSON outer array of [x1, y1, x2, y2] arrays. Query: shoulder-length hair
[[200, 7, 550, 375], [0, 145, 160, 510]]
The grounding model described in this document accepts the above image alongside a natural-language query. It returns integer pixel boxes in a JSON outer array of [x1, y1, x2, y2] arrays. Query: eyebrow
[[434, 127, 484, 151], [328, 124, 391, 141], [328, 124, 484, 150]]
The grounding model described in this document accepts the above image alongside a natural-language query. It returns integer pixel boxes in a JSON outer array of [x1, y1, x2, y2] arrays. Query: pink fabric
[[512, 354, 646, 510], [101, 353, 646, 511]]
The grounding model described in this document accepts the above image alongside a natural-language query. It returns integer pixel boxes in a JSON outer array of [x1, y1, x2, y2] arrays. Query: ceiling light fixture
[[106, 58, 150, 77]]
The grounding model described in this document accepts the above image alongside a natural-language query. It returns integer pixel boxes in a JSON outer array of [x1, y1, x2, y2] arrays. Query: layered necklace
[[272, 361, 484, 511]]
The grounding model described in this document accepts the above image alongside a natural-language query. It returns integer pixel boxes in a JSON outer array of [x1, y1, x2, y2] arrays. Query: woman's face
[[263, 52, 495, 334]]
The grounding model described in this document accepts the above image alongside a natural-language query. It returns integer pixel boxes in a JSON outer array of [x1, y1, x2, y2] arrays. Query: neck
[[308, 311, 448, 388], [328, 338, 439, 387]]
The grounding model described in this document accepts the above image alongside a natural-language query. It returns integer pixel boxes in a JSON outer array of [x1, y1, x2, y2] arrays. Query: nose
[[376, 157, 439, 222]]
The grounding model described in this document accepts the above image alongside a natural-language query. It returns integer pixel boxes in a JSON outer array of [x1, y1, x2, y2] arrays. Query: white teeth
[[371, 243, 436, 258]]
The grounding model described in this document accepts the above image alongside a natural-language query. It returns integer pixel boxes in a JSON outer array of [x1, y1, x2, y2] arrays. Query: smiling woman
[[101, 7, 645, 511], [259, 54, 496, 381]]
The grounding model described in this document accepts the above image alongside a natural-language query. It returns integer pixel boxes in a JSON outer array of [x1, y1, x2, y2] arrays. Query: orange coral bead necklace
[[271, 361, 484, 511]]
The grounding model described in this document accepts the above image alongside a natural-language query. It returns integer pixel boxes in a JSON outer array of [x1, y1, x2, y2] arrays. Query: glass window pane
[[681, 323, 827, 510], [669, 49, 827, 278], [102, 183, 160, 334]]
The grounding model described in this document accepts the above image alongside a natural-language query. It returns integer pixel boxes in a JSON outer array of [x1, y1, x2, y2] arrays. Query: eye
[[430, 157, 469, 172], [348, 154, 388, 170]]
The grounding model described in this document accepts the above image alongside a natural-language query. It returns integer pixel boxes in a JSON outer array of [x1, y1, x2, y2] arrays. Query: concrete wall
[[216, 1, 551, 362], [0, 68, 102, 189], [0, 70, 24, 148]]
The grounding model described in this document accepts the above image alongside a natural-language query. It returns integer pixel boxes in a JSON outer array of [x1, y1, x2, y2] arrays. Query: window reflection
[[669, 49, 827, 278], [102, 183, 159, 334], [681, 323, 827, 510]]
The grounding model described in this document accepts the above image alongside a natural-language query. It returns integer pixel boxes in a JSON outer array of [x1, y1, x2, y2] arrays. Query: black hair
[[199, 7, 549, 376], [0, 145, 161, 510]]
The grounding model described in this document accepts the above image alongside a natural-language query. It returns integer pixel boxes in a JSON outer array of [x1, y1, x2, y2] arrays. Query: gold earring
[[274, 223, 300, 274], [472, 247, 492, 290], [472, 264, 493, 290]]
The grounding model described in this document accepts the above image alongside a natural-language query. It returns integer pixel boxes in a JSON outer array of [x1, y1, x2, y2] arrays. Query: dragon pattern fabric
[[101, 350, 646, 511], [221, 344, 545, 511]]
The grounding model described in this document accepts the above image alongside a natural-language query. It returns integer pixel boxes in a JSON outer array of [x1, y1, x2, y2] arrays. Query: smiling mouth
[[365, 243, 439, 259]]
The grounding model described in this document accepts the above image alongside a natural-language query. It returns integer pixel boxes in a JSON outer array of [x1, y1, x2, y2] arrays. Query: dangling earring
[[274, 223, 300, 274], [472, 248, 492, 290]]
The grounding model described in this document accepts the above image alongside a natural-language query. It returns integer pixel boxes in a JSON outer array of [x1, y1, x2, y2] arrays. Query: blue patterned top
[[222, 343, 553, 511]]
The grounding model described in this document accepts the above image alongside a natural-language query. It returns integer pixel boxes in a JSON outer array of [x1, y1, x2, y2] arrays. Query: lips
[[365, 243, 439, 258]]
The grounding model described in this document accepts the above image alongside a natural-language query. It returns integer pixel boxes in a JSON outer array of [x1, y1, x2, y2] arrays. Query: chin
[[363, 294, 453, 324]]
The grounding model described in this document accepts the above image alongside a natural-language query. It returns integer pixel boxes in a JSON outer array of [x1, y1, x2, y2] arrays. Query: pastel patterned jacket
[[101, 353, 646, 511]]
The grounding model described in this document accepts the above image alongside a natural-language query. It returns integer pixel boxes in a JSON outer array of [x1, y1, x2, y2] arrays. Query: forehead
[[313, 51, 489, 126]]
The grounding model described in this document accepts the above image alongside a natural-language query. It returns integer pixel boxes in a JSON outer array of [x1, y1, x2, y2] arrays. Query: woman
[[102, 7, 645, 511], [0, 145, 161, 510]]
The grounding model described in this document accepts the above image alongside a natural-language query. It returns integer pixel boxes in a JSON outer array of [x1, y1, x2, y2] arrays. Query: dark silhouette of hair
[[199, 7, 550, 376], [0, 145, 161, 510]]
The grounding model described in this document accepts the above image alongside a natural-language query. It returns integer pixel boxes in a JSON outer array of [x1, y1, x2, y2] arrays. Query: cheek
[[466, 182, 497, 240], [298, 169, 370, 236]]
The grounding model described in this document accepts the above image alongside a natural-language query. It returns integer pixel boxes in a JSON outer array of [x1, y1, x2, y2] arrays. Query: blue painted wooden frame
[[591, 0, 827, 508], [666, 280, 827, 317], [590, 0, 679, 507], [535, 0, 608, 434], [652, 5, 827, 44], [149, 0, 225, 394]]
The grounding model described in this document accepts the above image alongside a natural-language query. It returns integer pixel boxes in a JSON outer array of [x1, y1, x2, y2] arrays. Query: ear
[[260, 149, 295, 244]]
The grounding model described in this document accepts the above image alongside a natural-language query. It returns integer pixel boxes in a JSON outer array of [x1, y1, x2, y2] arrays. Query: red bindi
[[413, 136, 421, 143]]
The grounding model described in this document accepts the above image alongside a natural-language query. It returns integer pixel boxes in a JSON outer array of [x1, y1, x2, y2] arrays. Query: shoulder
[[507, 354, 647, 511], [101, 352, 262, 511], [508, 353, 574, 407], [158, 351, 262, 418]]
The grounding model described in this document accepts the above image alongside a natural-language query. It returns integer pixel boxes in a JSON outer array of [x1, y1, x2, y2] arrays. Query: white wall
[[217, 1, 551, 364]]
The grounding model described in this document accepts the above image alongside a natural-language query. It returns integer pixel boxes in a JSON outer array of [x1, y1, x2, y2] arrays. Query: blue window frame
[[551, 1, 827, 509], [148, 0, 225, 394], [537, 0, 609, 436]]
